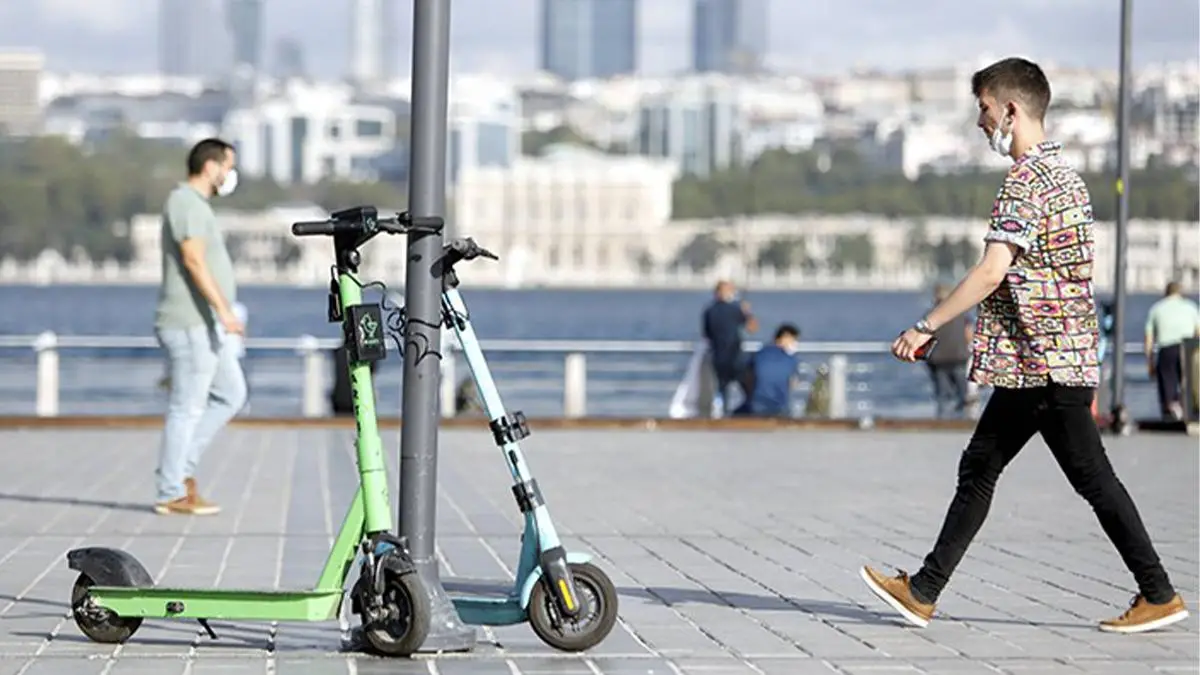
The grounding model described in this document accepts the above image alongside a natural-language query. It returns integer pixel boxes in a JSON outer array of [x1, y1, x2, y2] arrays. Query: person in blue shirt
[[735, 323, 802, 417]]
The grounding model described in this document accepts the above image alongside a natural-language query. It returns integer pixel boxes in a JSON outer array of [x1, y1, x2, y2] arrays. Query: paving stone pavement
[[0, 426, 1195, 675]]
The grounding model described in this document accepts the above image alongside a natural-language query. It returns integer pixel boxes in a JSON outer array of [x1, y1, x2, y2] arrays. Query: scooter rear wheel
[[361, 570, 430, 657], [528, 562, 618, 652], [71, 573, 143, 644]]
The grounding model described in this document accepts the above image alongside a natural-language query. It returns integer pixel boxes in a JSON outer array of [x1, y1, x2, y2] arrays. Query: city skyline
[[0, 0, 1196, 78]]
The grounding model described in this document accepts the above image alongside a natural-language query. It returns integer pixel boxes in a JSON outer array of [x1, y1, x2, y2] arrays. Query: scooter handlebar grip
[[291, 220, 335, 236]]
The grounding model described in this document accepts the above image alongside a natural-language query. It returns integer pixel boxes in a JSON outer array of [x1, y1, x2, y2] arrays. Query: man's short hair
[[186, 138, 235, 177], [970, 57, 1052, 122], [1166, 281, 1182, 296], [775, 323, 800, 341]]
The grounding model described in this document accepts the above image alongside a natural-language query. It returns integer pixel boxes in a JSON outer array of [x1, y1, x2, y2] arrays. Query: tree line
[[672, 146, 1199, 222], [0, 132, 408, 262], [0, 131, 1195, 264], [668, 226, 979, 276]]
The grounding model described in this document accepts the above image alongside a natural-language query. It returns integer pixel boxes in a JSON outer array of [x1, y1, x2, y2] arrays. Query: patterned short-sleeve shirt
[[968, 140, 1100, 390]]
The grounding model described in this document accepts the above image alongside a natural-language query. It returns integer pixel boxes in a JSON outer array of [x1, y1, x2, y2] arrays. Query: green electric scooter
[[64, 207, 441, 657]]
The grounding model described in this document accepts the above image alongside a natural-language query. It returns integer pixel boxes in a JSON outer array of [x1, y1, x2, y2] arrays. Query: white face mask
[[989, 116, 1014, 158], [216, 168, 239, 197]]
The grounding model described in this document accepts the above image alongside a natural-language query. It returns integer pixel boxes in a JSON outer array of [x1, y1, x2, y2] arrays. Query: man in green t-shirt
[[153, 138, 246, 516], [1144, 281, 1200, 420]]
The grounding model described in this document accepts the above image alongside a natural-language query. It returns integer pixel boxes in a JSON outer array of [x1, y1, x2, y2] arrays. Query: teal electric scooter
[[434, 238, 619, 651], [295, 206, 620, 652]]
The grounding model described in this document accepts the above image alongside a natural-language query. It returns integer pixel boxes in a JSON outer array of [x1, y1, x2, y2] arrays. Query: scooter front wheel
[[528, 562, 618, 652], [71, 573, 143, 644], [361, 570, 430, 657]]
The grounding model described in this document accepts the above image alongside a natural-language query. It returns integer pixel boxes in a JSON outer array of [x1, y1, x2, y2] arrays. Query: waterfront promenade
[[0, 425, 1195, 674]]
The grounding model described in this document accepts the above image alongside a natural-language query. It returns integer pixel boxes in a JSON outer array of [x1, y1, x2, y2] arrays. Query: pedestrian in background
[[152, 137, 247, 516], [1143, 281, 1200, 420], [924, 283, 973, 418]]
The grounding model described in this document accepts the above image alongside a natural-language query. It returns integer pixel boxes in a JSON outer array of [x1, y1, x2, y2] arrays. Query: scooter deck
[[86, 585, 345, 622], [443, 577, 515, 598], [443, 577, 527, 626]]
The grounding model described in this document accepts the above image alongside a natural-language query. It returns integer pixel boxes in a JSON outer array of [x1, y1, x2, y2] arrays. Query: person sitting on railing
[[732, 323, 801, 418]]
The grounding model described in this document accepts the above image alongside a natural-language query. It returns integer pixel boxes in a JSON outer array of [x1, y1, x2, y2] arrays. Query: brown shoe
[[153, 495, 219, 516], [183, 477, 221, 514], [860, 565, 936, 628], [1099, 594, 1189, 634]]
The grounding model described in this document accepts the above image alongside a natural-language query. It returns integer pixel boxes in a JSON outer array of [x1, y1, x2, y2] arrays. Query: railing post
[[298, 335, 326, 418], [440, 350, 456, 418], [563, 352, 587, 418], [827, 354, 848, 419], [34, 331, 59, 417]]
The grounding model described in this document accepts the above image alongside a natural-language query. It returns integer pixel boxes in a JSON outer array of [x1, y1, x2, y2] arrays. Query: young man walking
[[861, 57, 1189, 634], [153, 138, 247, 515]]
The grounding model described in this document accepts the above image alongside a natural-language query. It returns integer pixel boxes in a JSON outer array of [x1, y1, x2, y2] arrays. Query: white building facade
[[452, 145, 679, 286], [223, 81, 398, 185]]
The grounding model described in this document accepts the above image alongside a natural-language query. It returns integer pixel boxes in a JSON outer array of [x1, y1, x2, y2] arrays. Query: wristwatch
[[913, 319, 935, 334]]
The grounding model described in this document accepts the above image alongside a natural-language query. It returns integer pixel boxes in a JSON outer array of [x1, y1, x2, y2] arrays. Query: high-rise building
[[350, 0, 399, 86], [274, 38, 308, 80], [637, 78, 744, 177], [540, 0, 638, 81], [227, 0, 264, 72], [159, 0, 227, 76], [692, 0, 768, 74], [159, 0, 195, 75]]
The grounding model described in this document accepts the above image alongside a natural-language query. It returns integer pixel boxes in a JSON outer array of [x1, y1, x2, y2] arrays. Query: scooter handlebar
[[292, 213, 445, 238], [446, 237, 499, 261]]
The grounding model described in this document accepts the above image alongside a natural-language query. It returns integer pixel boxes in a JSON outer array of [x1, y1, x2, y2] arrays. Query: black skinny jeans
[[910, 383, 1175, 605]]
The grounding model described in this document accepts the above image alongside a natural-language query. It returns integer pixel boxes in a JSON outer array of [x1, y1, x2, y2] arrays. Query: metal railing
[[0, 332, 1153, 419]]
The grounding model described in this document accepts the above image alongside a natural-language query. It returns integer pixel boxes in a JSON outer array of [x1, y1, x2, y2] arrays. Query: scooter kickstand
[[197, 618, 219, 640]]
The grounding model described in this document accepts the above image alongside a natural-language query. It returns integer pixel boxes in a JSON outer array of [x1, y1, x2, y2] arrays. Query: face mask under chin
[[989, 117, 1014, 157], [216, 168, 239, 197]]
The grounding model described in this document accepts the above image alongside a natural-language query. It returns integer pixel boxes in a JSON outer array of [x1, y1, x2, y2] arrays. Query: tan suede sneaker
[[153, 495, 220, 516], [1099, 594, 1189, 634], [184, 477, 222, 514], [860, 565, 936, 628]]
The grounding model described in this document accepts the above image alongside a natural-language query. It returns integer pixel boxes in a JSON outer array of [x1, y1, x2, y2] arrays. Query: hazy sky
[[0, 0, 1196, 77]]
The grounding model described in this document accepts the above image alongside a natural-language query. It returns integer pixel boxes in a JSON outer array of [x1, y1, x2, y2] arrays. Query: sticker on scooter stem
[[347, 304, 387, 363]]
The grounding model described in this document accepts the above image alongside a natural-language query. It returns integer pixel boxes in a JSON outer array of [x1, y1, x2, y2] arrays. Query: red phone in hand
[[914, 338, 939, 361]]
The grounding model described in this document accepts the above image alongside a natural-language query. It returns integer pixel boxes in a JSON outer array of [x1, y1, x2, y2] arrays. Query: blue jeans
[[155, 324, 247, 503]]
